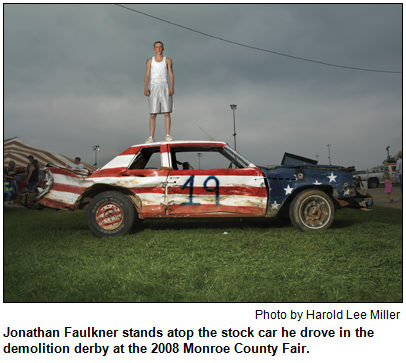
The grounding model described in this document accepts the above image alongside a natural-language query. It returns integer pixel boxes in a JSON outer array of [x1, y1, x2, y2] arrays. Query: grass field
[[3, 205, 402, 303]]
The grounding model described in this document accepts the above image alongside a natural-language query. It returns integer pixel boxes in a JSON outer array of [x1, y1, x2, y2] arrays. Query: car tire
[[368, 178, 379, 189], [87, 191, 136, 237], [289, 189, 335, 231]]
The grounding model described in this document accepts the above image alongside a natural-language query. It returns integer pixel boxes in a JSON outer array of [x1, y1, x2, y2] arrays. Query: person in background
[[381, 171, 394, 203], [4, 160, 18, 201], [26, 159, 39, 193], [71, 157, 85, 170], [25, 155, 34, 178], [394, 150, 402, 202]]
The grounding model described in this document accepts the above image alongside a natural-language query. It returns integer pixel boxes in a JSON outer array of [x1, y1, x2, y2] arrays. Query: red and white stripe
[[38, 141, 268, 217]]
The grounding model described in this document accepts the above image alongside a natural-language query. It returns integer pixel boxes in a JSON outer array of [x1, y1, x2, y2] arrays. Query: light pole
[[315, 155, 319, 163], [92, 145, 100, 167], [197, 153, 202, 169], [230, 104, 237, 151], [327, 144, 331, 165], [386, 146, 390, 161]]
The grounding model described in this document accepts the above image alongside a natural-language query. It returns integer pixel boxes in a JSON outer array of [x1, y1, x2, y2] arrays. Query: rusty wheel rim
[[299, 195, 331, 230], [95, 202, 124, 230]]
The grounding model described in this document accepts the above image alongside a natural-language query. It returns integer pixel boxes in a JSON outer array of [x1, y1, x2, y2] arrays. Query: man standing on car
[[144, 41, 175, 143]]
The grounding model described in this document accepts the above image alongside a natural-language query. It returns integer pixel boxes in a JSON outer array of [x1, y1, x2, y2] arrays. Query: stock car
[[18, 141, 372, 237]]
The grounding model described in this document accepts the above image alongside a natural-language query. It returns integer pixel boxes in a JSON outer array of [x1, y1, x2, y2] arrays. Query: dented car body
[[21, 141, 372, 237]]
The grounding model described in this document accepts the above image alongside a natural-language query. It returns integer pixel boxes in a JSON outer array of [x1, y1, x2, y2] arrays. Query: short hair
[[397, 151, 402, 159], [75, 157, 81, 162], [154, 41, 164, 48]]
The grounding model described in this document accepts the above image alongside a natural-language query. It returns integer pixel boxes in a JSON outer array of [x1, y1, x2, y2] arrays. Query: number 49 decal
[[181, 175, 220, 206]]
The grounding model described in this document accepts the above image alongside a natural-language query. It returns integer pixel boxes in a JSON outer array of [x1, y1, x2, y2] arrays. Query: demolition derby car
[[19, 141, 372, 237]]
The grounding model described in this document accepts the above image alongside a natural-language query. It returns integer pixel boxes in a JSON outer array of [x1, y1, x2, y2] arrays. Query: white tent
[[4, 137, 97, 170]]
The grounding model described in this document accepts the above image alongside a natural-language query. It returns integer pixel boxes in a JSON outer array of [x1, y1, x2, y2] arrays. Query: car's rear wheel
[[289, 189, 335, 231], [87, 191, 136, 237]]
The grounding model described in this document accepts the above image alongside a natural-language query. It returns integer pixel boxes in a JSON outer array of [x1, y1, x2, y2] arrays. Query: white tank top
[[150, 56, 168, 85]]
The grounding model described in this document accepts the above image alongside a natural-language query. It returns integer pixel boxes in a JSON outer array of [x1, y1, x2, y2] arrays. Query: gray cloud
[[4, 4, 402, 169]]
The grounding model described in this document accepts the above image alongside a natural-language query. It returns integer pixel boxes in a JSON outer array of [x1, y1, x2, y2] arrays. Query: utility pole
[[230, 104, 237, 151], [92, 145, 100, 167], [197, 153, 202, 169], [327, 144, 331, 165]]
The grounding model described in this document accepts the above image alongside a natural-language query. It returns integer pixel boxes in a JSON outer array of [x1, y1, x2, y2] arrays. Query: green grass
[[3, 206, 402, 302]]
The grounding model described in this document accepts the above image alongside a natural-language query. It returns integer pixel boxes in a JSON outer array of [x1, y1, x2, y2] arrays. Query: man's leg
[[145, 114, 157, 143], [150, 114, 157, 137], [164, 113, 174, 141], [164, 113, 171, 135]]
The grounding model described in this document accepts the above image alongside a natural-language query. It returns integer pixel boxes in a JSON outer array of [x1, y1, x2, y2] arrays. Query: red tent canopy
[[4, 137, 97, 170]]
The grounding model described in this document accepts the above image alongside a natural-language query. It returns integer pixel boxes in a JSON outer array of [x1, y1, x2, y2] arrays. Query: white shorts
[[149, 84, 173, 114]]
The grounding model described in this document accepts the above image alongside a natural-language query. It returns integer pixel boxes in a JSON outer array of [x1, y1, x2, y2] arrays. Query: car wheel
[[87, 191, 136, 237], [289, 189, 335, 231], [368, 178, 379, 189]]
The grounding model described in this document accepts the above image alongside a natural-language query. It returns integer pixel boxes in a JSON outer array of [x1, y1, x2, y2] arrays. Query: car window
[[128, 147, 161, 170], [169, 146, 245, 170]]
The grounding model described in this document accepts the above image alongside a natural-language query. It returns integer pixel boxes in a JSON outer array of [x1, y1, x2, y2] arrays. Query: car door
[[165, 144, 268, 217], [116, 144, 171, 218]]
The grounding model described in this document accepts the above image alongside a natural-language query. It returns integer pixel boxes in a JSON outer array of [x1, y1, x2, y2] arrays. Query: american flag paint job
[[35, 141, 370, 222]]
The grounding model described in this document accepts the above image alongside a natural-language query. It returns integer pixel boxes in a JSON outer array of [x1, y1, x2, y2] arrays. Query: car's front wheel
[[87, 191, 137, 237], [368, 178, 379, 189], [289, 189, 335, 231]]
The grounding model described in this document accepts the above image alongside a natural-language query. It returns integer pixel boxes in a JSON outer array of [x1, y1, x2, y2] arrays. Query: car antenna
[[197, 125, 215, 141]]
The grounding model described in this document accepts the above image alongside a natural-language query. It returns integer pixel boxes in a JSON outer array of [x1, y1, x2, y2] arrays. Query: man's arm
[[167, 58, 174, 96], [144, 58, 152, 96]]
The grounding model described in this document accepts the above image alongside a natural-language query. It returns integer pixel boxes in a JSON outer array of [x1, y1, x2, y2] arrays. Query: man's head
[[154, 41, 164, 54], [27, 155, 34, 162], [74, 157, 81, 164]]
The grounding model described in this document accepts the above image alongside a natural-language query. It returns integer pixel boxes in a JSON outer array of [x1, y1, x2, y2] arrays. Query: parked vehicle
[[18, 141, 372, 236], [352, 164, 395, 188]]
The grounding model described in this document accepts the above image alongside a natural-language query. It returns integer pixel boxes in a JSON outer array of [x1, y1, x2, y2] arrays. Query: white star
[[271, 200, 280, 210], [284, 184, 294, 195], [327, 172, 337, 183], [343, 188, 350, 196], [313, 180, 322, 185]]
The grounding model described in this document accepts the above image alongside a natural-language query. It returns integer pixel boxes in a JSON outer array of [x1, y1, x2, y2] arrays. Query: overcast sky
[[4, 4, 403, 169]]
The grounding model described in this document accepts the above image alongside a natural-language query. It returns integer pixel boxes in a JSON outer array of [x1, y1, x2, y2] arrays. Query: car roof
[[132, 140, 228, 147]]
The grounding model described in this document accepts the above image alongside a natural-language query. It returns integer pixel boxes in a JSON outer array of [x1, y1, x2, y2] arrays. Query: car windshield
[[223, 144, 256, 169]]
